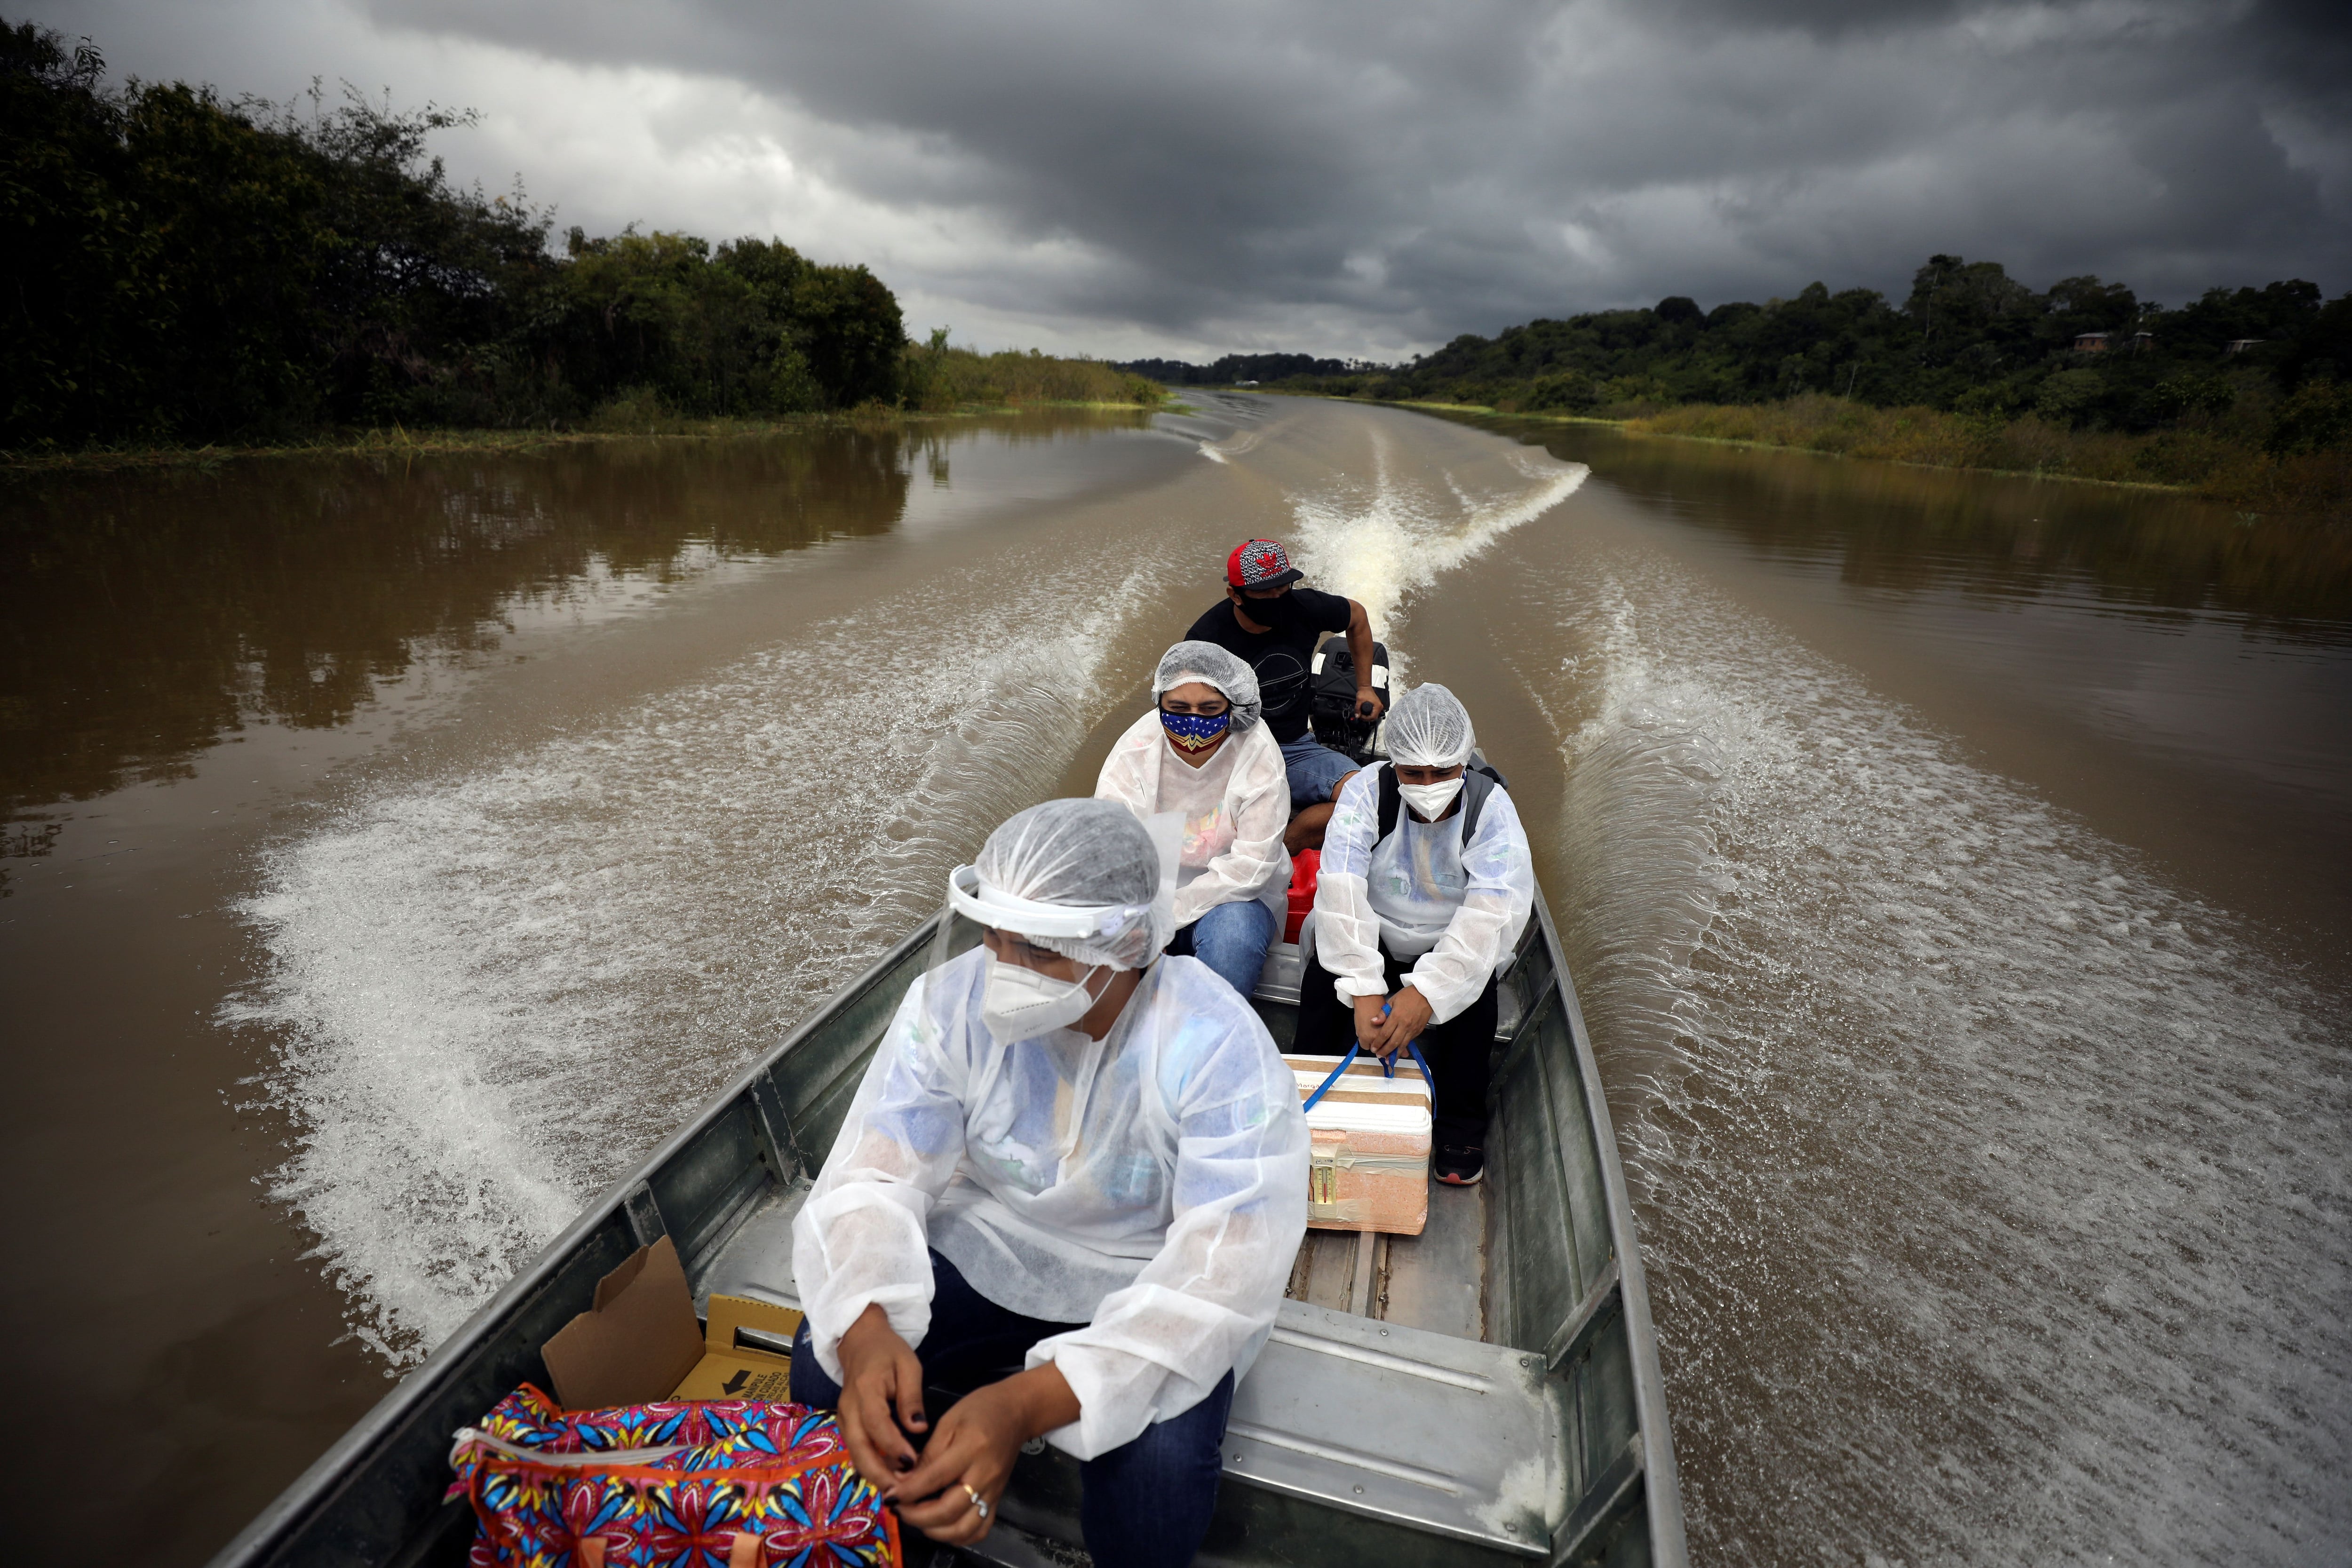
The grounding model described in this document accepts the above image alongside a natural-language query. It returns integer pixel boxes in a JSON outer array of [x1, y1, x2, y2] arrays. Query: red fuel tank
[[1285, 848, 1320, 944]]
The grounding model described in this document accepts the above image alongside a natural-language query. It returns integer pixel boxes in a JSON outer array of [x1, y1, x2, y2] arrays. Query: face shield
[[924, 799, 1182, 1039]]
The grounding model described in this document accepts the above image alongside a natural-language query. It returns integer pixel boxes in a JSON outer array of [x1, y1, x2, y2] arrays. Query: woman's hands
[[1352, 986, 1432, 1058], [1376, 986, 1433, 1054], [835, 1303, 928, 1485], [890, 1365, 1080, 1546], [831, 1303, 1081, 1548]]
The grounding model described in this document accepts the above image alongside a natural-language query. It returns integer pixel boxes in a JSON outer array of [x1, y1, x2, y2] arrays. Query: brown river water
[[2, 395, 2346, 1565]]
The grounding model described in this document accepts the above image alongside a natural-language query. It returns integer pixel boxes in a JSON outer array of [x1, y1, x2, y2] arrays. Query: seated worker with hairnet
[[788, 798, 1310, 1567], [1295, 684, 1534, 1186], [1094, 640, 1290, 1000]]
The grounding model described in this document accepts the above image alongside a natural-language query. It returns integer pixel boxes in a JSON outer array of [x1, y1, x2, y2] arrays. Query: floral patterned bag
[[448, 1384, 898, 1568]]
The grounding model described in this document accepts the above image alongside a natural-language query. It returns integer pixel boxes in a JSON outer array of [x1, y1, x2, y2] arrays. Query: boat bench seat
[[694, 1182, 1565, 1560], [1223, 1300, 1565, 1556]]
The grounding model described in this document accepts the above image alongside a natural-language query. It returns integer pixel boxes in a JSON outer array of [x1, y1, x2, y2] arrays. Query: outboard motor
[[1308, 633, 1390, 765]]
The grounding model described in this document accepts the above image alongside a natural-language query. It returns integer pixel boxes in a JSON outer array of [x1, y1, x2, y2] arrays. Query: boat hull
[[209, 892, 1682, 1568]]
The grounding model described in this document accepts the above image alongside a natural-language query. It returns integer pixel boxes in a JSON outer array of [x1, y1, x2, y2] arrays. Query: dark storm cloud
[[57, 0, 2352, 353], [346, 0, 2348, 349]]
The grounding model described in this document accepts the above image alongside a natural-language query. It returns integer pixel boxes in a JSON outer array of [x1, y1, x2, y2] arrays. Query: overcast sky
[[31, 0, 2352, 360]]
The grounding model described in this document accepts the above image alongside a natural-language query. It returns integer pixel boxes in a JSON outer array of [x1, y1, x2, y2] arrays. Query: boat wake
[[228, 558, 1170, 1366], [1286, 430, 1587, 646], [1532, 550, 2351, 1565]]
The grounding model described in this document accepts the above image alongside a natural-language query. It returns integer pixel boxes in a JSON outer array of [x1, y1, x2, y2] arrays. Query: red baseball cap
[[1226, 538, 1304, 591]]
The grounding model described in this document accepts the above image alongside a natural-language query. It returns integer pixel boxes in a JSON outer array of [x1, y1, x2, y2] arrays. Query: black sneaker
[[1434, 1141, 1485, 1186]]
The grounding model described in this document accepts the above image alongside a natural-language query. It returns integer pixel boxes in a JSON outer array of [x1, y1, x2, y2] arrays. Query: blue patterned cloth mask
[[1160, 707, 1232, 751]]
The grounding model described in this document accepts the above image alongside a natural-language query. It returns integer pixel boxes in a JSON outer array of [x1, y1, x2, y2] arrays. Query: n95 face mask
[[1397, 775, 1465, 820], [982, 952, 1109, 1040]]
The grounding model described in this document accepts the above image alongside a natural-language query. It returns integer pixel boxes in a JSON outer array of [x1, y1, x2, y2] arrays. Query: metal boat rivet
[[1522, 1355, 1539, 1368], [1506, 1523, 1519, 1533], [1379, 1328, 1389, 1336], [1353, 1485, 1364, 1495]]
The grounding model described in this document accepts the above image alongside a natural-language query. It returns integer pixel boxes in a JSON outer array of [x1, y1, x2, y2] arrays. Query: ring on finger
[[961, 1482, 989, 1520]]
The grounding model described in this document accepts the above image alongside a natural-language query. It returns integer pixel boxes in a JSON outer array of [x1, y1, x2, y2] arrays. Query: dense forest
[[1, 20, 912, 448], [1123, 352, 1382, 386], [1126, 261, 2352, 462]]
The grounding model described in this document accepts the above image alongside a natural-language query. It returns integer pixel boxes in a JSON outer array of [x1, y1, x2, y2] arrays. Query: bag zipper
[[449, 1427, 692, 1468]]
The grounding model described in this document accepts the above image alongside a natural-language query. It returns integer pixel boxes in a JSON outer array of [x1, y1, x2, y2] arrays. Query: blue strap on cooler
[[1299, 1008, 1435, 1114], [1301, 1044, 1359, 1113], [1376, 998, 1434, 1091]]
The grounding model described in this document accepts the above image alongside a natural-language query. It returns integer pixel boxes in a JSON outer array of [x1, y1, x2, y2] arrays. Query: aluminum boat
[[212, 864, 1685, 1568]]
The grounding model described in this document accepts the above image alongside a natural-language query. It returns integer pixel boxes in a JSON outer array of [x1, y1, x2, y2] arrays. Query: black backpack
[[1373, 760, 1508, 844]]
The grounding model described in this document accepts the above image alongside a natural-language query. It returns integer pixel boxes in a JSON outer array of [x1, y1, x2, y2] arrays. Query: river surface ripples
[[2, 397, 2344, 1565]]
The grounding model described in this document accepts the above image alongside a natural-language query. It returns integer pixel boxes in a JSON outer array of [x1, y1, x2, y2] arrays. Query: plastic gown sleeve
[[1311, 768, 1537, 1023], [790, 975, 971, 1384], [1401, 786, 1534, 1022], [1311, 766, 1391, 1003], [1095, 715, 1291, 929], [1023, 1015, 1310, 1459]]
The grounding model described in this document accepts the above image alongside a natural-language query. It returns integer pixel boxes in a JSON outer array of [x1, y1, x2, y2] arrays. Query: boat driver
[[788, 797, 1309, 1567], [1295, 684, 1534, 1186], [1184, 538, 1383, 844]]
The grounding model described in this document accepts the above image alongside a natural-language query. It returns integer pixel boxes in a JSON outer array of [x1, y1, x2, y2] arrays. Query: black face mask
[[1234, 591, 1293, 628]]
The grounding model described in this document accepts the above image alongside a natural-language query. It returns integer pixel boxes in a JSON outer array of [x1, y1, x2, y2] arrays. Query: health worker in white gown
[[1295, 683, 1534, 1188], [787, 797, 1309, 1567], [1095, 639, 1293, 1000]]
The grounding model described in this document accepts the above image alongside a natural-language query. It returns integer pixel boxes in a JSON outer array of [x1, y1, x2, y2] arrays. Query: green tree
[[0, 16, 909, 446]]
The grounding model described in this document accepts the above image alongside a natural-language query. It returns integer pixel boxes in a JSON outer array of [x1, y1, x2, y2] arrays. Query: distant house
[[2073, 332, 2109, 352], [2225, 338, 2265, 355], [2129, 332, 2154, 351]]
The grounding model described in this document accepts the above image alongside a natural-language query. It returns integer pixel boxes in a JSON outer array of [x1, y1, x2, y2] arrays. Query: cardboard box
[[672, 1292, 805, 1402], [1285, 1052, 1432, 1236], [542, 1235, 807, 1409]]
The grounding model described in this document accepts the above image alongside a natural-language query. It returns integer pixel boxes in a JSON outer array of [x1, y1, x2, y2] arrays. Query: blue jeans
[[790, 1250, 1234, 1568], [1280, 732, 1360, 809], [1169, 897, 1277, 997]]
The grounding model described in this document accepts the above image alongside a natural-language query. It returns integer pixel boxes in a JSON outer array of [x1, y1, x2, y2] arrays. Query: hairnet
[[961, 798, 1175, 969], [1152, 640, 1263, 732], [1386, 683, 1476, 768]]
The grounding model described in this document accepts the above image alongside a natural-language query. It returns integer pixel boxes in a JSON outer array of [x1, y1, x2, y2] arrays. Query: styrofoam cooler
[[1284, 1052, 1432, 1236]]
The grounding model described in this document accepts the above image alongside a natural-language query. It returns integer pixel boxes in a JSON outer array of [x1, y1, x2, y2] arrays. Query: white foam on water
[[1535, 550, 2351, 1564], [229, 552, 1173, 1365], [1195, 430, 1261, 465], [1285, 429, 1588, 645]]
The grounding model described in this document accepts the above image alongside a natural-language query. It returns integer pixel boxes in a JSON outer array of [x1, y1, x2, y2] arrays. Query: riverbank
[[1356, 391, 2351, 520], [0, 396, 1166, 478]]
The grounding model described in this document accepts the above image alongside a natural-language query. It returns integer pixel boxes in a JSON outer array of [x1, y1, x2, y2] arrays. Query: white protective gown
[[790, 948, 1310, 1460], [1094, 711, 1292, 930], [1313, 764, 1536, 1023]]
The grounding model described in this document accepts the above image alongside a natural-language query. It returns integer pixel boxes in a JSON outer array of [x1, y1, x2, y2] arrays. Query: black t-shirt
[[1184, 587, 1353, 744]]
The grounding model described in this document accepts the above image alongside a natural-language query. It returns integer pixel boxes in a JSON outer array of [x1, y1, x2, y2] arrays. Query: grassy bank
[[4, 339, 1166, 475], [1390, 390, 2349, 519], [898, 338, 1165, 412], [0, 379, 1168, 477]]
